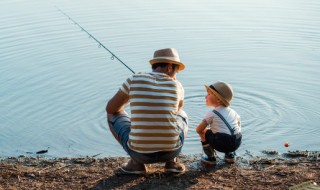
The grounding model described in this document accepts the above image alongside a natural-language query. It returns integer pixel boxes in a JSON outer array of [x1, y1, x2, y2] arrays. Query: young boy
[[196, 81, 242, 164]]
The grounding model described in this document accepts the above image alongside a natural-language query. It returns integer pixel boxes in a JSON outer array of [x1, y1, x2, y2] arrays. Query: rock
[[262, 150, 279, 155]]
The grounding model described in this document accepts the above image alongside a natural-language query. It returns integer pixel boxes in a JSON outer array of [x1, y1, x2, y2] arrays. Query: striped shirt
[[120, 72, 184, 153]]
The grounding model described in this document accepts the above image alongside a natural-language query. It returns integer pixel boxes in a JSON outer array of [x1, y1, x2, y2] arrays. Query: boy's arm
[[196, 120, 208, 142], [196, 120, 208, 134]]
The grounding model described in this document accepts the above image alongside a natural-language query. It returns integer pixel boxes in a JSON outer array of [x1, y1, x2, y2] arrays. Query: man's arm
[[178, 100, 184, 112], [176, 80, 184, 112], [106, 90, 129, 114]]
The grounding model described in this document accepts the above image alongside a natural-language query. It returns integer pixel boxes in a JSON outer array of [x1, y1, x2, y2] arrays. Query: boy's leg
[[197, 123, 215, 157], [224, 152, 236, 163], [224, 134, 241, 163], [201, 129, 216, 165], [202, 140, 215, 157]]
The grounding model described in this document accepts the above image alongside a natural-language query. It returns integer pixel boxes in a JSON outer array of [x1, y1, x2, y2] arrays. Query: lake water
[[1, 0, 319, 158]]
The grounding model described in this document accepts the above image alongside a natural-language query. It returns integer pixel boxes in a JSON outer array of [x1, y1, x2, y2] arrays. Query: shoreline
[[1, 150, 319, 189]]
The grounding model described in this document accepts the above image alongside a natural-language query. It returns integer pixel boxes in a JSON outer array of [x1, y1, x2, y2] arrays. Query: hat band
[[152, 56, 180, 62], [209, 85, 221, 96]]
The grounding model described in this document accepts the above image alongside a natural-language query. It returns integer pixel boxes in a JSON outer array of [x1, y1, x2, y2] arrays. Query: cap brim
[[149, 59, 185, 71], [204, 85, 230, 107]]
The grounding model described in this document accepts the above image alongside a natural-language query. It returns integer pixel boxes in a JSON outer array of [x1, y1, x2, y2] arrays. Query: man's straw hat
[[205, 81, 233, 107], [149, 48, 185, 71]]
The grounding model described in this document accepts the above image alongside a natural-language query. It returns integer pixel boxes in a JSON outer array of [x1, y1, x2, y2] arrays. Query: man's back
[[120, 72, 184, 153]]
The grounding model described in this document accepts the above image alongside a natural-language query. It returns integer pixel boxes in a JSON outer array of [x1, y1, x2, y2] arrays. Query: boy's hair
[[152, 62, 178, 70]]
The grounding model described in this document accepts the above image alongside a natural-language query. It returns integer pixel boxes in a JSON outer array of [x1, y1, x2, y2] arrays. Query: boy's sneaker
[[201, 155, 216, 165], [164, 159, 185, 173], [120, 159, 147, 174], [224, 152, 236, 163]]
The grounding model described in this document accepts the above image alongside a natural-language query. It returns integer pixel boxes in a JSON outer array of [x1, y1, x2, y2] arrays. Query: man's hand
[[178, 100, 184, 112], [106, 90, 129, 114]]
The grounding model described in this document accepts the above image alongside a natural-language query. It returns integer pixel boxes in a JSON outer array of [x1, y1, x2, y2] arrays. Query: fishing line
[[56, 6, 135, 74]]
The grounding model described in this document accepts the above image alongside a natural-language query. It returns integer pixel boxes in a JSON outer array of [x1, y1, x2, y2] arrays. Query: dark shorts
[[205, 130, 242, 153], [109, 112, 188, 164]]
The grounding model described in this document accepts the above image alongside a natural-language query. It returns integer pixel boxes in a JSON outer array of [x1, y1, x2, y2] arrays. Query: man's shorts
[[109, 112, 188, 164], [205, 130, 242, 153]]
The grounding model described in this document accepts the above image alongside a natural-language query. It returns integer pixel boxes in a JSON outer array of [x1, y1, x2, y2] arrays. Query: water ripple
[[1, 0, 319, 157]]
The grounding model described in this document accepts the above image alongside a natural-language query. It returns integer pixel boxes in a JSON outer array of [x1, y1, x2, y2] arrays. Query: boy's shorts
[[205, 129, 242, 153], [109, 112, 188, 164]]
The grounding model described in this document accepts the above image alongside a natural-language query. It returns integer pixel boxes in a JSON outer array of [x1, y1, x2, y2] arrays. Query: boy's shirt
[[203, 106, 241, 135]]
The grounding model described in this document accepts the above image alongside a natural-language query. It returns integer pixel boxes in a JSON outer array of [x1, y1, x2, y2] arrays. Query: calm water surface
[[0, 0, 319, 157]]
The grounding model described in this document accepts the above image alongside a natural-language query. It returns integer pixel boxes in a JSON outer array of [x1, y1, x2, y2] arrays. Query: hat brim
[[149, 59, 185, 71], [205, 85, 230, 107]]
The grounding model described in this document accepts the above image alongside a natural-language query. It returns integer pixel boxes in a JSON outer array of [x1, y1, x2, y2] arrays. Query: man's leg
[[107, 111, 147, 174], [164, 110, 188, 173], [107, 113, 121, 143], [177, 109, 188, 138]]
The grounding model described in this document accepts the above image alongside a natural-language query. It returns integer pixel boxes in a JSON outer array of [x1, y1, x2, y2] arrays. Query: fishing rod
[[56, 7, 135, 74]]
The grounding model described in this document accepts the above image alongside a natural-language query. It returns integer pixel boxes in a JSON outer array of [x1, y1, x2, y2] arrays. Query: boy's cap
[[205, 81, 233, 107]]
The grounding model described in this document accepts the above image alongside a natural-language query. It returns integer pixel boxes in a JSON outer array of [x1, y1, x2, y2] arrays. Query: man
[[106, 48, 188, 174]]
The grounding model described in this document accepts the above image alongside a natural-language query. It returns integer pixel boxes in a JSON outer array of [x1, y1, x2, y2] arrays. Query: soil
[[0, 150, 319, 190]]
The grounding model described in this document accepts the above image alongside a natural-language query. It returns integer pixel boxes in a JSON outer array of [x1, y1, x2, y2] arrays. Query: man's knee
[[108, 111, 128, 123], [107, 111, 130, 144], [107, 113, 114, 123], [177, 110, 188, 138], [178, 110, 188, 123]]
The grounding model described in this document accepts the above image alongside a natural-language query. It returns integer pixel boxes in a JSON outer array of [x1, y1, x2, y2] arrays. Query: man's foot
[[164, 158, 185, 173], [201, 155, 216, 165], [224, 152, 236, 163], [120, 159, 147, 174]]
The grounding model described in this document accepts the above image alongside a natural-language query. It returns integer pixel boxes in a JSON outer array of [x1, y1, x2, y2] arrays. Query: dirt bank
[[0, 151, 319, 190]]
